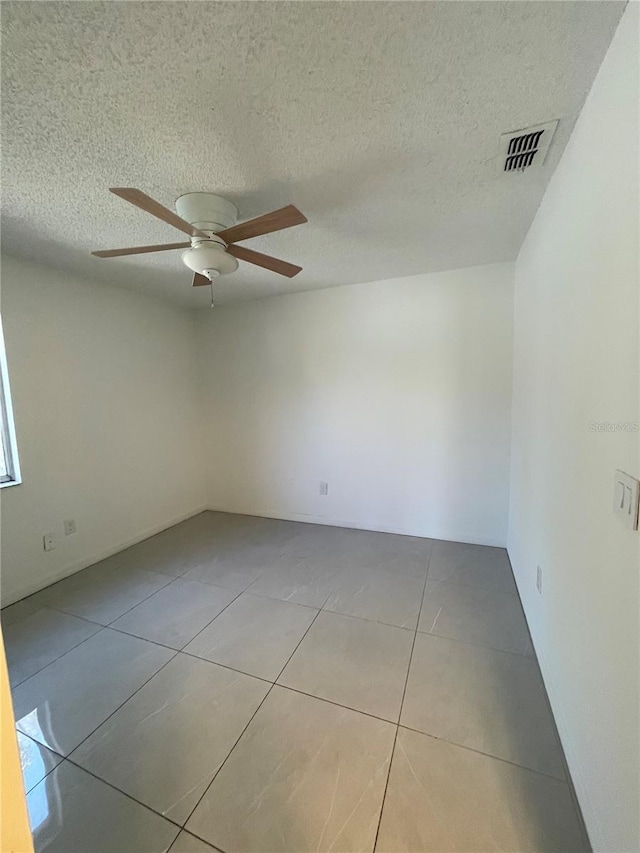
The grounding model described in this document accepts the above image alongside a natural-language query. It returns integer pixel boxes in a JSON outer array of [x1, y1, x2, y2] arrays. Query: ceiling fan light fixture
[[181, 241, 239, 277]]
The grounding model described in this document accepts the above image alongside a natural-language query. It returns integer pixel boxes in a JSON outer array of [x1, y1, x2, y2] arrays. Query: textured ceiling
[[1, 1, 624, 307]]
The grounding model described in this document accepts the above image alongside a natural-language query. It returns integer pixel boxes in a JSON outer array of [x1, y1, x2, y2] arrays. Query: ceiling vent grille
[[499, 120, 558, 174]]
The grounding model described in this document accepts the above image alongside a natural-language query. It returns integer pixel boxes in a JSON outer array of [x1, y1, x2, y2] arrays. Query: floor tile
[[13, 628, 173, 755], [27, 761, 178, 853], [1, 594, 49, 628], [38, 564, 172, 625], [111, 580, 238, 649], [279, 610, 414, 721], [373, 552, 430, 579], [314, 546, 430, 581], [186, 686, 395, 853], [283, 523, 359, 555], [286, 527, 432, 567], [428, 540, 517, 594], [248, 556, 337, 607], [197, 513, 295, 549], [376, 728, 586, 852], [71, 654, 269, 825], [115, 537, 199, 577], [324, 565, 425, 629], [418, 579, 530, 654], [401, 633, 565, 778], [324, 532, 433, 577], [4, 607, 101, 686], [184, 592, 317, 680], [370, 532, 434, 560], [18, 732, 63, 794], [169, 831, 218, 852], [181, 548, 275, 591], [7, 517, 579, 853]]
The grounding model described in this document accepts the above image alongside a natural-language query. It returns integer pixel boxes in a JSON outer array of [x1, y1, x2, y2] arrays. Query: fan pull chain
[[210, 279, 215, 309]]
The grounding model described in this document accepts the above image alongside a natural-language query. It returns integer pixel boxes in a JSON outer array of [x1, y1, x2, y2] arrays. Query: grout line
[[238, 585, 322, 611], [178, 684, 275, 832], [11, 518, 574, 851], [241, 584, 329, 610], [8, 602, 108, 629], [179, 602, 326, 838], [273, 683, 399, 726], [275, 600, 326, 683], [8, 620, 104, 690], [8, 566, 177, 632], [12, 623, 195, 701], [104, 624, 189, 654], [397, 724, 570, 783], [245, 578, 428, 626], [101, 575, 184, 626], [422, 571, 519, 598], [415, 626, 534, 659], [167, 828, 225, 853], [8, 576, 246, 690], [60, 756, 184, 833], [169, 649, 274, 686], [11, 626, 112, 696], [30, 633, 575, 846], [63, 649, 181, 760], [320, 605, 419, 631], [169, 587, 246, 650], [371, 541, 433, 852], [18, 731, 65, 795]]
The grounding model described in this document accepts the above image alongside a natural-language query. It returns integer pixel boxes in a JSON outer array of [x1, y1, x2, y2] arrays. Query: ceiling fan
[[91, 189, 307, 290]]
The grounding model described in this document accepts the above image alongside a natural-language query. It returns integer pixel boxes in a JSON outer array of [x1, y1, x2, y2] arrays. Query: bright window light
[[0, 316, 21, 487]]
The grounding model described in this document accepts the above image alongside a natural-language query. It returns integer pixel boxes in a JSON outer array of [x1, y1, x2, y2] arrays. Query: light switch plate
[[613, 470, 640, 530]]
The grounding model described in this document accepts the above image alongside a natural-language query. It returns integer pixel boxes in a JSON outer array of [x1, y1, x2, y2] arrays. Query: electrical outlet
[[536, 565, 543, 595], [319, 481, 329, 496], [64, 519, 77, 536], [43, 533, 56, 552]]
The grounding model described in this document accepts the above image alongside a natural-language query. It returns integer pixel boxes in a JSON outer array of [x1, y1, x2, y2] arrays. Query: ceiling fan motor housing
[[175, 193, 237, 233], [176, 192, 240, 278]]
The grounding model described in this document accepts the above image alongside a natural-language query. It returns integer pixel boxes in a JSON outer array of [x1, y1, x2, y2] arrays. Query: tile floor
[[2, 512, 590, 853]]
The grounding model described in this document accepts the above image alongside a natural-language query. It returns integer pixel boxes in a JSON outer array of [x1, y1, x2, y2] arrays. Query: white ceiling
[[1, 1, 624, 308]]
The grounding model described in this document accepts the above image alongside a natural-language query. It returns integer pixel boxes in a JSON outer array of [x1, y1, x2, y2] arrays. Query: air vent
[[499, 120, 558, 174]]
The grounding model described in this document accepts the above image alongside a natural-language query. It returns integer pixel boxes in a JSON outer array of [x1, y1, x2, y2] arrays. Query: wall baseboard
[[2, 503, 505, 610], [207, 504, 507, 548], [2, 505, 209, 608]]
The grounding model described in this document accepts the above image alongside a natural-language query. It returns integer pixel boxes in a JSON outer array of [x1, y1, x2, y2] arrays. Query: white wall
[[508, 6, 639, 852], [197, 263, 514, 546], [0, 255, 207, 606]]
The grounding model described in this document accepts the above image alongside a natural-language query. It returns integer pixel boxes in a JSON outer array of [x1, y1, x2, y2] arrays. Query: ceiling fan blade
[[92, 241, 190, 258], [227, 244, 302, 278], [192, 273, 210, 287], [218, 205, 307, 245], [109, 188, 206, 238]]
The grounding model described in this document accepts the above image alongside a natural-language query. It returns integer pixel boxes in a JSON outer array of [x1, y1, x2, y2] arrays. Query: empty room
[[0, 2, 638, 852]]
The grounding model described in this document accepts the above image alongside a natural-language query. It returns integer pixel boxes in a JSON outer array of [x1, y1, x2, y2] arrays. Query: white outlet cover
[[64, 519, 77, 535], [43, 533, 55, 551]]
